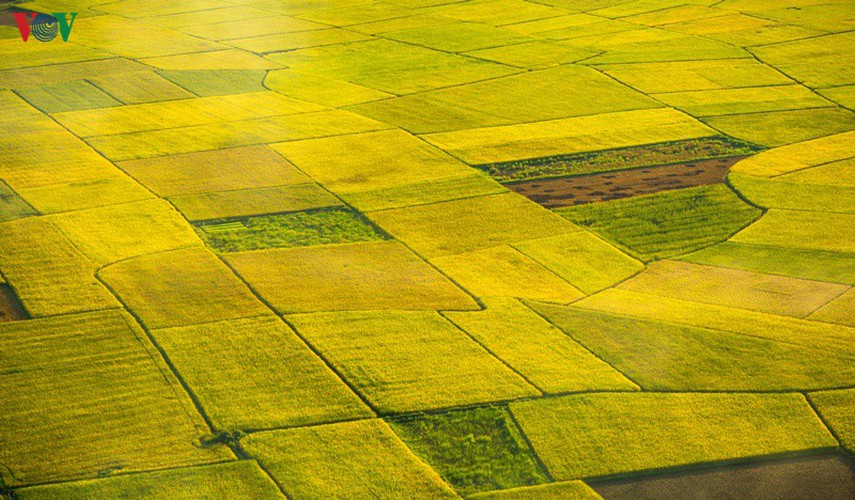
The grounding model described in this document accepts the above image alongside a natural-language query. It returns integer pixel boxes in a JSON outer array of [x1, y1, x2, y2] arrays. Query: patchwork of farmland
[[1, 0, 853, 498]]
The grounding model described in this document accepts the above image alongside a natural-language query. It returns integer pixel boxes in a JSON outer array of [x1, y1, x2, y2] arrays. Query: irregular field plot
[[241, 420, 457, 498], [701, 108, 855, 147], [268, 39, 517, 95], [15, 461, 284, 500], [731, 210, 855, 254], [729, 131, 854, 177], [195, 208, 386, 252], [592, 453, 855, 500], [557, 185, 761, 261], [0, 180, 36, 221], [286, 311, 538, 413], [809, 389, 855, 453], [0, 310, 232, 486], [0, 217, 118, 317], [576, 289, 855, 356], [158, 69, 267, 97], [152, 316, 371, 430], [475, 137, 759, 183], [728, 171, 855, 214], [388, 406, 549, 495], [598, 59, 794, 93], [368, 193, 575, 258], [751, 32, 855, 88], [0, 284, 27, 322], [617, 260, 848, 317], [47, 199, 202, 265], [381, 22, 532, 53], [432, 245, 585, 303], [116, 145, 310, 197], [652, 85, 832, 116], [444, 298, 636, 393], [225, 241, 478, 313], [264, 68, 393, 108], [512, 232, 644, 294], [270, 129, 472, 194], [172, 183, 343, 222], [510, 393, 836, 479], [530, 302, 855, 391], [347, 65, 659, 134], [423, 108, 716, 165], [468, 481, 601, 499], [810, 289, 855, 327], [100, 247, 268, 330], [680, 242, 855, 285]]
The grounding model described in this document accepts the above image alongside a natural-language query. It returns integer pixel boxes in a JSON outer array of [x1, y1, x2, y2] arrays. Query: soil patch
[[592, 452, 855, 500], [508, 156, 746, 208], [0, 284, 28, 322]]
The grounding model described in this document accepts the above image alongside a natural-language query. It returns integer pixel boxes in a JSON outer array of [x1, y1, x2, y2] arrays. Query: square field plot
[[510, 393, 836, 479], [286, 311, 538, 413], [99, 247, 268, 330], [241, 420, 456, 498], [152, 316, 371, 430], [0, 310, 232, 487], [224, 241, 478, 313], [530, 301, 855, 391], [367, 193, 575, 258], [116, 145, 310, 197], [15, 461, 284, 499]]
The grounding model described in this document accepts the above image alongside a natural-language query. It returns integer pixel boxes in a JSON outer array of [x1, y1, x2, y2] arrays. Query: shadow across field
[[591, 452, 855, 500], [0, 284, 28, 322]]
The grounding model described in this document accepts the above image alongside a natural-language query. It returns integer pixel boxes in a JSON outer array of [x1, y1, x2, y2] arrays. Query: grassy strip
[[195, 208, 388, 253], [476, 137, 759, 183]]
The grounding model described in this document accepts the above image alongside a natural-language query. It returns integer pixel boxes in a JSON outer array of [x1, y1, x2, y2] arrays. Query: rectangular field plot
[[270, 129, 472, 194], [269, 39, 517, 95], [388, 406, 549, 495], [702, 108, 855, 147], [444, 298, 637, 393], [264, 69, 393, 108], [241, 420, 457, 498], [731, 210, 855, 254], [89, 71, 195, 104], [0, 218, 118, 317], [617, 260, 848, 317], [152, 316, 371, 430], [286, 311, 538, 413], [47, 199, 203, 265], [530, 302, 855, 391], [598, 59, 793, 93], [576, 289, 855, 356], [557, 185, 761, 261], [158, 69, 267, 97], [510, 393, 836, 479], [347, 65, 659, 134], [680, 242, 855, 285], [15, 461, 284, 500], [173, 184, 342, 222], [652, 85, 832, 117], [195, 207, 386, 253], [367, 193, 575, 258], [382, 22, 532, 53], [99, 248, 268, 330], [809, 389, 855, 453], [432, 246, 585, 303], [422, 108, 716, 165], [224, 241, 478, 313], [117, 145, 310, 197], [0, 310, 232, 486], [341, 173, 506, 212], [512, 233, 644, 294]]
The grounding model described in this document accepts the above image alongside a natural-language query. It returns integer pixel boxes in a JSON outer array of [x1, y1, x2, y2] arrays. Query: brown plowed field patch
[[0, 284, 28, 322], [592, 452, 855, 500], [507, 156, 746, 208]]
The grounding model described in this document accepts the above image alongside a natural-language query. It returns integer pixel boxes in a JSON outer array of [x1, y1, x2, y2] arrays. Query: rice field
[[2, 0, 852, 497]]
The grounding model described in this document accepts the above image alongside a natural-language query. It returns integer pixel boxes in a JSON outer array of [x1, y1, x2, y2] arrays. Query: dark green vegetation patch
[[195, 207, 388, 253], [557, 185, 761, 261], [0, 180, 37, 222], [476, 137, 760, 183], [388, 406, 549, 495]]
